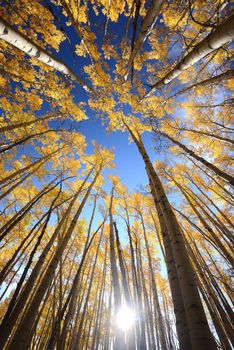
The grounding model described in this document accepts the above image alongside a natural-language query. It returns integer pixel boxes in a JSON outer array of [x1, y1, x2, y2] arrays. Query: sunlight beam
[[116, 304, 136, 331]]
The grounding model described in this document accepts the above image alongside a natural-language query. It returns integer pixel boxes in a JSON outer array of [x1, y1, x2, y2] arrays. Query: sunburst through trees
[[0, 1, 233, 349]]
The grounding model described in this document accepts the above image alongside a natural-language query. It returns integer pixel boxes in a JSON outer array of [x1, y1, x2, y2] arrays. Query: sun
[[116, 304, 136, 331]]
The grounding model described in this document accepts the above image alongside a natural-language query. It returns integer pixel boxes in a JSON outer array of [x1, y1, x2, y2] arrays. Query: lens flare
[[116, 304, 136, 331]]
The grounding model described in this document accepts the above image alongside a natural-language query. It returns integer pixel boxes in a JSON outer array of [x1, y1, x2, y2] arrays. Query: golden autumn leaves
[[0, 0, 233, 349]]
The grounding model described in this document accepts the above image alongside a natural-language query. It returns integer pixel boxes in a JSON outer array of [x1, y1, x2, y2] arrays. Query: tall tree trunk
[[113, 221, 132, 306], [137, 241, 157, 350], [72, 229, 103, 350], [139, 212, 168, 350], [125, 0, 163, 79], [8, 169, 100, 350], [169, 69, 234, 100], [0, 147, 62, 188], [0, 18, 93, 94], [0, 169, 94, 349], [2, 184, 63, 321], [0, 128, 59, 154], [69, 259, 93, 349], [92, 241, 108, 350], [143, 13, 234, 98], [158, 130, 234, 186], [124, 122, 217, 350], [55, 221, 105, 350], [109, 188, 125, 350], [134, 239, 148, 350], [124, 218, 142, 350], [148, 173, 191, 349], [103, 285, 112, 350], [113, 221, 135, 350]]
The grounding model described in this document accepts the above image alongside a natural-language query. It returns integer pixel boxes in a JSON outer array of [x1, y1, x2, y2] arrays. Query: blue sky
[[42, 1, 167, 192], [80, 116, 158, 191], [1, 0, 232, 312], [1, 0, 189, 244]]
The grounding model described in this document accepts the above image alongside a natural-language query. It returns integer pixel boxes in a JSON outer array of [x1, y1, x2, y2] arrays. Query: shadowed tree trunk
[[0, 168, 97, 350], [137, 240, 157, 350], [0, 113, 57, 133], [148, 178, 191, 350], [158, 131, 234, 186], [55, 221, 105, 350], [168, 69, 234, 100], [125, 0, 163, 80], [124, 121, 217, 350], [113, 221, 135, 350], [0, 146, 63, 188], [139, 211, 167, 350], [0, 128, 60, 154], [72, 226, 104, 349], [109, 188, 125, 350]]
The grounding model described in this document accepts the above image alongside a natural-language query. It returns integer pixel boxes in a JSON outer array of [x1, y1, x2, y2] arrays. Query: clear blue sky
[[80, 116, 159, 191], [44, 1, 166, 193]]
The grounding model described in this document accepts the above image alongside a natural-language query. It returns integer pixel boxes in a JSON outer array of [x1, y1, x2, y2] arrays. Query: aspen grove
[[0, 1, 233, 350]]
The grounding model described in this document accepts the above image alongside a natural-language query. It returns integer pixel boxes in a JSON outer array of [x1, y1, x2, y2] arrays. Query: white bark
[[143, 13, 234, 98], [0, 19, 93, 93], [125, 0, 163, 80]]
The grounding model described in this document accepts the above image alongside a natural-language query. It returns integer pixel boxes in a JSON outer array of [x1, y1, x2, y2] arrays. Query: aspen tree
[[157, 131, 234, 186], [123, 120, 217, 350], [0, 19, 94, 94], [0, 168, 93, 348], [0, 1, 233, 348], [143, 13, 234, 98]]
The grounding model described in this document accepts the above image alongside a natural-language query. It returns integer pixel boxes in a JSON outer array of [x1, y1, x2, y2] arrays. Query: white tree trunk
[[169, 69, 234, 99], [125, 0, 163, 80], [143, 13, 234, 98], [0, 18, 93, 94]]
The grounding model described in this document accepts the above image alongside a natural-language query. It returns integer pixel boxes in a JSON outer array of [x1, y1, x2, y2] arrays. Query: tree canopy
[[0, 1, 233, 349]]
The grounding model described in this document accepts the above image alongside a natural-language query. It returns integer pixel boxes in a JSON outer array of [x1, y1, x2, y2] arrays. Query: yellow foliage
[[0, 76, 6, 87], [75, 42, 87, 57], [226, 78, 234, 91]]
